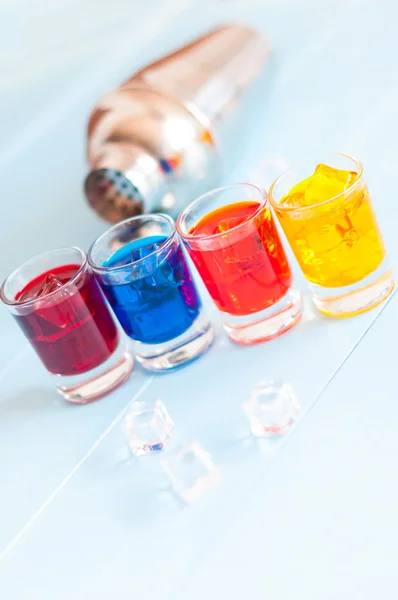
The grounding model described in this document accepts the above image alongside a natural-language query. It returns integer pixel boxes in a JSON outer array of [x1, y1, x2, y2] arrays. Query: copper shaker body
[[85, 24, 271, 223]]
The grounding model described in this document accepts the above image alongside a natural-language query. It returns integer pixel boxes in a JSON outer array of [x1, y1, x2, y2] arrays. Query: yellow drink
[[272, 163, 385, 288]]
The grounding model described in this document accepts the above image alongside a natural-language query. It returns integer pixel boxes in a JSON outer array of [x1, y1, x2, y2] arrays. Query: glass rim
[[87, 213, 177, 274], [176, 182, 267, 241], [0, 246, 87, 308], [268, 153, 364, 213]]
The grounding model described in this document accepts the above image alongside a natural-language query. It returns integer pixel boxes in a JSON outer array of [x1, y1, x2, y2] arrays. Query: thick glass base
[[310, 260, 394, 318], [134, 313, 214, 372], [222, 287, 303, 345], [55, 340, 134, 404]]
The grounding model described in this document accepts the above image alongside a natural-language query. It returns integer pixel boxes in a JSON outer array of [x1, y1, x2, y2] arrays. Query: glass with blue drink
[[88, 215, 214, 371]]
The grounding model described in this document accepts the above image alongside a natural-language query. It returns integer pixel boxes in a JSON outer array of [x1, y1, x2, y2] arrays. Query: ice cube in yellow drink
[[275, 163, 385, 288]]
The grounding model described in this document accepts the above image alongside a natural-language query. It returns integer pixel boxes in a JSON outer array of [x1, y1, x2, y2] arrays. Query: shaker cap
[[84, 168, 144, 224]]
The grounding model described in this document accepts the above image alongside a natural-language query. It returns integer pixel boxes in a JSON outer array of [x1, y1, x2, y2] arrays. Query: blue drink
[[88, 214, 213, 371], [99, 235, 201, 344]]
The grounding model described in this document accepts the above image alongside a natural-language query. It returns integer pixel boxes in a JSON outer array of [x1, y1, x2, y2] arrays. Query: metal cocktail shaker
[[84, 24, 270, 223]]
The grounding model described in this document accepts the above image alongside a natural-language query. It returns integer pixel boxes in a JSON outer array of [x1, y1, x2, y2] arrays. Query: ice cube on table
[[244, 381, 300, 437], [124, 397, 174, 457], [161, 441, 220, 503]]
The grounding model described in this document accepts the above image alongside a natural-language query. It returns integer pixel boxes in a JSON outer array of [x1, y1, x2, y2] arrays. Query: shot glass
[[269, 154, 394, 317], [177, 183, 303, 344], [0, 248, 134, 403], [88, 214, 214, 371]]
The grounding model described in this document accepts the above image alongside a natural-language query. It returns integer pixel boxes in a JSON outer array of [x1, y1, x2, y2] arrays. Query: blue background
[[1, 0, 397, 597]]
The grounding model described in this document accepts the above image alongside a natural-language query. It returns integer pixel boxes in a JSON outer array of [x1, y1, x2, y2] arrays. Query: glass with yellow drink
[[269, 154, 394, 317]]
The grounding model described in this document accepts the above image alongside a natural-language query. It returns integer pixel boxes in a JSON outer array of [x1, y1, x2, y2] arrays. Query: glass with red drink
[[177, 184, 303, 344], [0, 247, 134, 403]]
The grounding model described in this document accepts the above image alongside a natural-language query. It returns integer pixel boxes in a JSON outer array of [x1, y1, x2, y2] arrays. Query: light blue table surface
[[1, 0, 398, 597]]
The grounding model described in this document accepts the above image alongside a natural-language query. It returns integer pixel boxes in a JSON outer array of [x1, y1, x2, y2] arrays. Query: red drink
[[13, 264, 119, 376], [188, 201, 293, 316]]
